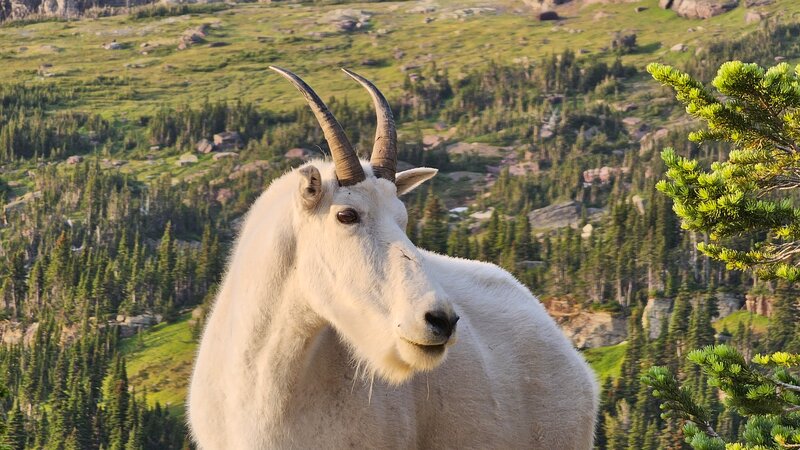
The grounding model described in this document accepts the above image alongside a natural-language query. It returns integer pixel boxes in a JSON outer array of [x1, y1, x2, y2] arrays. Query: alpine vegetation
[[187, 67, 599, 449]]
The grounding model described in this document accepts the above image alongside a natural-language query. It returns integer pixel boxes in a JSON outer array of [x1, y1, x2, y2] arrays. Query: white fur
[[188, 160, 599, 449]]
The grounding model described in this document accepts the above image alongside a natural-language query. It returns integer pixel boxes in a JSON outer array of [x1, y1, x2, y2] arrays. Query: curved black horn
[[269, 66, 365, 186], [341, 68, 397, 183]]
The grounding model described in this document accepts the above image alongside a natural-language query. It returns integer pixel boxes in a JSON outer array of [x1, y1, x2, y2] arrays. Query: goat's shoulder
[[419, 250, 542, 315]]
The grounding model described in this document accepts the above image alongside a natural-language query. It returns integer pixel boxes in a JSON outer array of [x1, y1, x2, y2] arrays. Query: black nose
[[424, 311, 459, 338]]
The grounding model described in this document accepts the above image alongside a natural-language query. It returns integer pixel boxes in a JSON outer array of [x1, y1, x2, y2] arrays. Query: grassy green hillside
[[585, 342, 628, 380], [1, 0, 797, 119], [120, 313, 196, 418], [583, 311, 772, 382], [713, 310, 770, 334]]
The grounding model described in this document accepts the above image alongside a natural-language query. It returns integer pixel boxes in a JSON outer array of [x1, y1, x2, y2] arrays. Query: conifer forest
[[0, 0, 798, 448]]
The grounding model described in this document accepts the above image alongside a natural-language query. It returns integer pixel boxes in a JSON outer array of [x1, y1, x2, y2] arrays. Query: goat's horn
[[269, 66, 365, 186], [341, 68, 397, 183]]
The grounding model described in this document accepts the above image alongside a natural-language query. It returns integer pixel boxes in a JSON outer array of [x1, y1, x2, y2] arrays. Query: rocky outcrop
[[523, 0, 572, 9], [544, 299, 627, 349], [610, 32, 637, 53], [196, 138, 215, 154], [212, 151, 238, 161], [213, 131, 242, 151], [529, 201, 582, 229], [745, 294, 773, 317], [716, 291, 744, 318], [284, 148, 313, 160], [1, 0, 154, 21], [559, 311, 627, 349], [642, 297, 673, 339], [528, 201, 604, 229], [0, 321, 88, 345], [0, 321, 27, 345], [317, 9, 371, 33], [583, 166, 630, 184], [178, 24, 210, 50], [744, 10, 765, 23], [176, 153, 198, 167], [659, 0, 739, 19], [114, 313, 162, 337]]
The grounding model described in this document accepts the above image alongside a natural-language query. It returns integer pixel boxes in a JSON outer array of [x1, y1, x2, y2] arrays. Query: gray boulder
[[745, 10, 765, 23], [196, 138, 215, 154], [528, 201, 581, 229], [213, 131, 242, 151], [643, 297, 673, 339], [660, 0, 739, 19]]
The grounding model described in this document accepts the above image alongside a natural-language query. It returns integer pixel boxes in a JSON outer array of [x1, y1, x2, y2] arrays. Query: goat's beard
[[344, 335, 450, 388]]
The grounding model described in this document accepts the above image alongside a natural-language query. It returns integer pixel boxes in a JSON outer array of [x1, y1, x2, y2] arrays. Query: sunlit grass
[[584, 341, 628, 381], [120, 313, 197, 418]]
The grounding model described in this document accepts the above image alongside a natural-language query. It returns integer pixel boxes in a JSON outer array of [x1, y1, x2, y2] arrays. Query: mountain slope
[[120, 313, 196, 418], [0, 0, 796, 119]]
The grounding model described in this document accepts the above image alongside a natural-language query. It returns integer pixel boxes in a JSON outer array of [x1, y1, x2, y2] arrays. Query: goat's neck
[[220, 245, 328, 422], [214, 184, 342, 422]]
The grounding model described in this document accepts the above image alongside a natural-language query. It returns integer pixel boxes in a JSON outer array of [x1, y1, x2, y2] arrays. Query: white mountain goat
[[188, 67, 599, 449]]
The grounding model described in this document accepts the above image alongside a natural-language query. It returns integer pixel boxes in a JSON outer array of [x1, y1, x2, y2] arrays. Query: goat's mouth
[[392, 335, 452, 376], [400, 337, 448, 355]]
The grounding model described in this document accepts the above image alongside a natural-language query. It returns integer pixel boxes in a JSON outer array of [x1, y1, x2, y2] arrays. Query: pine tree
[[418, 190, 448, 254], [767, 281, 799, 353], [4, 402, 26, 450], [667, 285, 693, 364], [643, 346, 800, 449], [446, 223, 472, 259], [157, 222, 176, 304], [105, 356, 130, 450], [651, 60, 800, 282], [618, 308, 646, 403]]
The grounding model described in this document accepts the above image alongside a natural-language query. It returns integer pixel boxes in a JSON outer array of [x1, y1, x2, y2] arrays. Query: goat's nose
[[424, 311, 459, 338]]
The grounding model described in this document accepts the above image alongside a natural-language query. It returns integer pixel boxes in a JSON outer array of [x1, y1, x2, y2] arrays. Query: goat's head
[[271, 67, 459, 384]]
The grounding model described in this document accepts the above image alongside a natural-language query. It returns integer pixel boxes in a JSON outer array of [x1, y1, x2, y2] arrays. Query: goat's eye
[[336, 208, 360, 224]]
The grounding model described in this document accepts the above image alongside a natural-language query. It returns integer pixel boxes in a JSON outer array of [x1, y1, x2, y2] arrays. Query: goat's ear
[[298, 165, 323, 209], [394, 167, 438, 196]]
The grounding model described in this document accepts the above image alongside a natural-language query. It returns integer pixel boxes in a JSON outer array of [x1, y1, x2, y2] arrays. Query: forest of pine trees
[[0, 18, 798, 450]]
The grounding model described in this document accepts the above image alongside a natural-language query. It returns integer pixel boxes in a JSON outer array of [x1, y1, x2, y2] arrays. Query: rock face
[[284, 147, 313, 160], [176, 153, 198, 167], [213, 131, 242, 151], [544, 299, 627, 349], [196, 138, 215, 154], [745, 294, 773, 317], [318, 9, 371, 33], [716, 291, 744, 318], [178, 24, 210, 50], [642, 297, 673, 339], [528, 200, 604, 229], [523, 0, 572, 9], [744, 10, 765, 23], [659, 0, 739, 19], [529, 201, 581, 229], [583, 166, 629, 184], [1, 0, 154, 21], [115, 313, 162, 338], [610, 32, 637, 53], [559, 311, 627, 349], [212, 151, 238, 161]]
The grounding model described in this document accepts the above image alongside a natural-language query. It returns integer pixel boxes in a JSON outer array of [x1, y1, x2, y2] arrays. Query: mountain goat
[[187, 67, 599, 449]]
